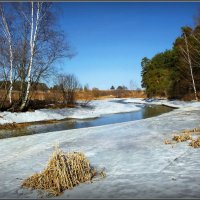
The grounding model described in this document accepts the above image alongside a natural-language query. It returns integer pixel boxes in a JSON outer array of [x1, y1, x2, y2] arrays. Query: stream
[[0, 101, 174, 139]]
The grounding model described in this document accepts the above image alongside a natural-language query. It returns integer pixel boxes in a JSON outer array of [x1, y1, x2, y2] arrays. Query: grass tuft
[[164, 126, 200, 148], [172, 133, 192, 143], [190, 137, 200, 148], [21, 146, 105, 196]]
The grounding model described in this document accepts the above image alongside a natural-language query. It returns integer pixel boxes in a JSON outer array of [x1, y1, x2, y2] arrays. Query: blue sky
[[55, 2, 200, 90]]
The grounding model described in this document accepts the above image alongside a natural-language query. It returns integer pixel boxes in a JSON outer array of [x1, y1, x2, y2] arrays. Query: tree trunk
[[20, 2, 41, 111], [0, 5, 14, 105], [8, 40, 13, 104], [183, 33, 198, 101]]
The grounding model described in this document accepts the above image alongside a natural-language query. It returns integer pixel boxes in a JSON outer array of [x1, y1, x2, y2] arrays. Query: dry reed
[[164, 126, 200, 148], [21, 147, 104, 196], [172, 133, 192, 142], [164, 139, 175, 145], [190, 137, 200, 148]]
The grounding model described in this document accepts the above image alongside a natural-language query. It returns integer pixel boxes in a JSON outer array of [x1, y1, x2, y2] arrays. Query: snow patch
[[0, 99, 141, 124], [0, 102, 200, 198], [124, 98, 200, 109]]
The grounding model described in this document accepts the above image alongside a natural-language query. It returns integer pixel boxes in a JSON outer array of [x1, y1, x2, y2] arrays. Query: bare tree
[[84, 83, 89, 91], [56, 73, 80, 105], [12, 2, 74, 111], [0, 4, 14, 104], [20, 2, 42, 110], [129, 80, 138, 91], [181, 30, 198, 101], [0, 2, 74, 111]]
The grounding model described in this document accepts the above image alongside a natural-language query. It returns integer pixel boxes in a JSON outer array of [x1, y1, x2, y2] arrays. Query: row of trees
[[0, 81, 49, 91], [110, 85, 128, 90], [141, 25, 200, 100], [0, 2, 74, 111], [110, 80, 140, 91]]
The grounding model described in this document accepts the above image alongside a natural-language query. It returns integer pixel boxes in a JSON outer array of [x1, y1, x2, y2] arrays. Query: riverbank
[[0, 98, 199, 125], [0, 98, 141, 125], [0, 99, 200, 198]]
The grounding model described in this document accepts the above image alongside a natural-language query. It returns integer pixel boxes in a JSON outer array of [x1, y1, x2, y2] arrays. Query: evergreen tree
[[110, 85, 115, 90], [141, 50, 178, 98]]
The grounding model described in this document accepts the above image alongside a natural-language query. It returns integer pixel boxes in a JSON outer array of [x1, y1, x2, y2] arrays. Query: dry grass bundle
[[21, 147, 102, 196], [172, 133, 192, 143], [190, 137, 200, 148], [164, 139, 175, 145], [165, 126, 200, 148], [191, 128, 200, 135], [182, 128, 200, 134]]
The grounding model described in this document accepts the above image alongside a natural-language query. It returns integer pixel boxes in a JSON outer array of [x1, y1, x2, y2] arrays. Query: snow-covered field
[[0, 98, 200, 198]]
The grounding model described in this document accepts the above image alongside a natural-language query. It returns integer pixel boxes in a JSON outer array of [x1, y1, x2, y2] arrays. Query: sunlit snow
[[0, 98, 200, 198]]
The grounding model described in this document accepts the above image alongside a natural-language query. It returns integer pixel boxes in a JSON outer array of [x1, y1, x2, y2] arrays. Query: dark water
[[0, 103, 174, 139]]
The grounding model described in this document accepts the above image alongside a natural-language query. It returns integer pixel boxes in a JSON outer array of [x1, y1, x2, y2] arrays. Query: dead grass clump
[[181, 128, 200, 135], [190, 137, 200, 148], [165, 127, 200, 148], [21, 147, 102, 196], [191, 128, 200, 135], [164, 139, 175, 145], [172, 133, 192, 143]]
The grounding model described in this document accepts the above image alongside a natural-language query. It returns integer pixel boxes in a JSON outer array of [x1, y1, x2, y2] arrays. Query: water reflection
[[0, 104, 174, 139], [142, 105, 173, 118]]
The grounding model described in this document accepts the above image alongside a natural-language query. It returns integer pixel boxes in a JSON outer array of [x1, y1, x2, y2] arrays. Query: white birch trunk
[[8, 37, 13, 104], [0, 6, 13, 104], [183, 33, 198, 101], [20, 2, 41, 110]]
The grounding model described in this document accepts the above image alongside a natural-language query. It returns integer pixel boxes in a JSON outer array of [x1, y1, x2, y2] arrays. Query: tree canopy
[[141, 24, 200, 100]]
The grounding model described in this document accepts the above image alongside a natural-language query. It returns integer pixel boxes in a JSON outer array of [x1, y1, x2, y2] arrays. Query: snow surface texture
[[0, 99, 141, 124], [0, 99, 200, 198]]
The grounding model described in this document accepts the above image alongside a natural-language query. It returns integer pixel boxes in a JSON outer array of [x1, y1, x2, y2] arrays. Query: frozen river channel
[[0, 100, 173, 139]]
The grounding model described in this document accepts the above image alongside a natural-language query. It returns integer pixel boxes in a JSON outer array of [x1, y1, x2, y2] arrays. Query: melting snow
[[0, 98, 200, 198], [0, 99, 141, 124]]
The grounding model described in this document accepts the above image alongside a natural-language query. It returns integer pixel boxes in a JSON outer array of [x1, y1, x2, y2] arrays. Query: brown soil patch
[[0, 120, 60, 130]]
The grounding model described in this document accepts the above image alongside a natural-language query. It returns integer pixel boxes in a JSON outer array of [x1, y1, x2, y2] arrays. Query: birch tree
[[0, 4, 14, 104], [0, 2, 74, 111], [19, 2, 41, 110], [16, 2, 74, 111], [182, 31, 198, 101], [178, 27, 199, 101]]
